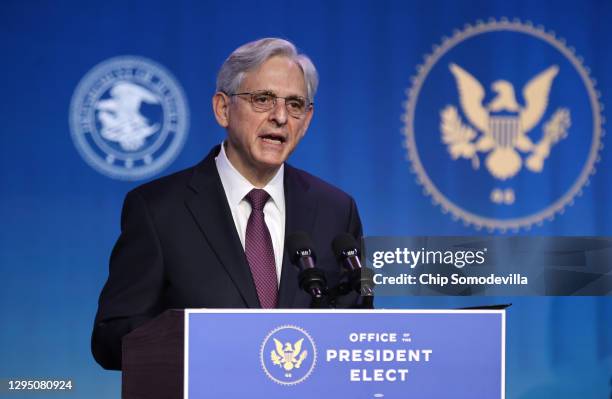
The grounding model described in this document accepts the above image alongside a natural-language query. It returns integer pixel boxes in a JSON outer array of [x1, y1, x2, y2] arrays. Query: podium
[[122, 309, 505, 398]]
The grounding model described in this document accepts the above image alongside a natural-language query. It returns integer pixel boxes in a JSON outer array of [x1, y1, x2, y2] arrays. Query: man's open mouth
[[260, 134, 286, 144]]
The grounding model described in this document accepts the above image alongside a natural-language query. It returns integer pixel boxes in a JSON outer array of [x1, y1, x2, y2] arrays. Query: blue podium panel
[[185, 309, 505, 399]]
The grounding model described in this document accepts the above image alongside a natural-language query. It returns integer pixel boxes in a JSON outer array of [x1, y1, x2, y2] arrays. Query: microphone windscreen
[[332, 233, 358, 257], [287, 231, 315, 260]]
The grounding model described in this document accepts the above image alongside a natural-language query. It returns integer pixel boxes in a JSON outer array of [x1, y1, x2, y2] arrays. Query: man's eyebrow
[[252, 89, 275, 95], [252, 89, 307, 98]]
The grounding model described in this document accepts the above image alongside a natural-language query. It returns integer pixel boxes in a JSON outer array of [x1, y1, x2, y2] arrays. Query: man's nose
[[268, 99, 288, 125]]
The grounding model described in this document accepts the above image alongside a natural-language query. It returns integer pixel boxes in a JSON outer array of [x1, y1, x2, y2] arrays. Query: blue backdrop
[[1, 0, 611, 398]]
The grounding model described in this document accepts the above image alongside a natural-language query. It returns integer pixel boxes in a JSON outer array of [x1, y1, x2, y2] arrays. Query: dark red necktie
[[244, 189, 278, 308]]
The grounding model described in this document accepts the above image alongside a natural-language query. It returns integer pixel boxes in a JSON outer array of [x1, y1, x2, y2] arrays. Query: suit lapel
[[278, 165, 317, 308], [184, 145, 260, 308]]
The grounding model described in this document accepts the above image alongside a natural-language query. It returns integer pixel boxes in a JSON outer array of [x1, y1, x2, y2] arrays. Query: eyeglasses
[[229, 90, 312, 118]]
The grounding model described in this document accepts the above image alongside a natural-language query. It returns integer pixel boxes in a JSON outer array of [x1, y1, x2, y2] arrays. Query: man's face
[[219, 56, 313, 179]]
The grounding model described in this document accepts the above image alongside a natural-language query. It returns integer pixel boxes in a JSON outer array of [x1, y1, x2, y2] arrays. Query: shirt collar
[[215, 142, 285, 211]]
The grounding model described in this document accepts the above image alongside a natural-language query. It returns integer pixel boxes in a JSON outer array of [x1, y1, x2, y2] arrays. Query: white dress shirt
[[215, 143, 285, 284]]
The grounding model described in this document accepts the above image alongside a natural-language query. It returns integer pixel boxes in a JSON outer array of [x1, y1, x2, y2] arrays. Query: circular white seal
[[69, 56, 189, 180], [260, 325, 317, 386]]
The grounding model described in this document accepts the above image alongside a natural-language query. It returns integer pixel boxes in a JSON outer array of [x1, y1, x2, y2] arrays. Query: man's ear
[[212, 92, 230, 127], [298, 105, 314, 139]]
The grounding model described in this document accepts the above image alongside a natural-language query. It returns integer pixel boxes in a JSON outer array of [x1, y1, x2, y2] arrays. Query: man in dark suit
[[92, 38, 363, 370]]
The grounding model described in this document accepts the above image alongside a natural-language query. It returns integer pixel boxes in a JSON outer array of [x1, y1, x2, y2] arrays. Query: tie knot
[[246, 189, 270, 211]]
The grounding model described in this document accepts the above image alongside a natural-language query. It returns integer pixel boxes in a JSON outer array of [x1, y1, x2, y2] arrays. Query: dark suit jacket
[[92, 145, 363, 370]]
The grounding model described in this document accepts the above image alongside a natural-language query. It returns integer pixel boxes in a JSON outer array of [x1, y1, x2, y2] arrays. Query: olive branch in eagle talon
[[270, 338, 308, 373], [441, 105, 481, 169], [440, 63, 570, 180]]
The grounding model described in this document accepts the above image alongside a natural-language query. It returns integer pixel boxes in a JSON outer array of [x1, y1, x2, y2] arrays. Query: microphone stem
[[360, 286, 374, 297], [310, 286, 323, 299]]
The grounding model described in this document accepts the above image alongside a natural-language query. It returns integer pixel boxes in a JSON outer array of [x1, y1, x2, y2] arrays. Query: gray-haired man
[[92, 38, 363, 370]]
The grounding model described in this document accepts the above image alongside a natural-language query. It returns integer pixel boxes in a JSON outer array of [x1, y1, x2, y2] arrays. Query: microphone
[[332, 233, 375, 298], [286, 232, 328, 307]]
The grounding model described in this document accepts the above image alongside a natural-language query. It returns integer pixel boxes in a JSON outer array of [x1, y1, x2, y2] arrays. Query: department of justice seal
[[403, 18, 604, 231], [260, 325, 317, 386], [69, 56, 189, 180]]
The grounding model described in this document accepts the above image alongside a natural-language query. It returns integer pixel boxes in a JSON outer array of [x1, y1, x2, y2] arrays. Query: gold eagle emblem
[[442, 63, 570, 180], [270, 338, 308, 373]]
